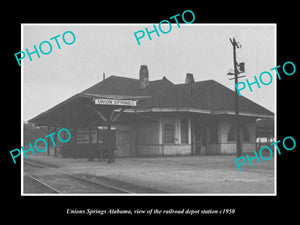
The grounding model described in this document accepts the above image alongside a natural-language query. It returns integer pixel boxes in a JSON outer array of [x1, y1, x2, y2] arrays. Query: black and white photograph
[[4, 5, 298, 220], [21, 24, 276, 195]]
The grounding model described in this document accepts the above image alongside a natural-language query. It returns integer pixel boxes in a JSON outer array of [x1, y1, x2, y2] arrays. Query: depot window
[[164, 118, 175, 144], [228, 124, 250, 142], [180, 118, 188, 144], [210, 124, 218, 144]]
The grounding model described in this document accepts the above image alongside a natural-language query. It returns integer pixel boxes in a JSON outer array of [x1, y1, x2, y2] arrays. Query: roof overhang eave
[[123, 107, 274, 118], [28, 93, 151, 124]]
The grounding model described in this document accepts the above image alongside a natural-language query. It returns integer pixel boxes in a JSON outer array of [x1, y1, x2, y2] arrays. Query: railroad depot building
[[28, 65, 274, 158]]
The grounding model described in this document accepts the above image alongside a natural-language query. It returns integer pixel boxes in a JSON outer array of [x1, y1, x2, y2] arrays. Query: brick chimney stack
[[185, 73, 195, 84], [139, 65, 149, 89]]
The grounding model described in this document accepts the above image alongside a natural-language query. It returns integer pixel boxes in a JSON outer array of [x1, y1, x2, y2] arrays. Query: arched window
[[227, 124, 250, 142]]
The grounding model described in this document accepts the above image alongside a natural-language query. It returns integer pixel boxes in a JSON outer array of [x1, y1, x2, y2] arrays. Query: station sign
[[94, 98, 137, 106]]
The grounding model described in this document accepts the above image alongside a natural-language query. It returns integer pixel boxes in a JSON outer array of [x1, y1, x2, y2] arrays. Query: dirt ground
[[23, 154, 275, 194]]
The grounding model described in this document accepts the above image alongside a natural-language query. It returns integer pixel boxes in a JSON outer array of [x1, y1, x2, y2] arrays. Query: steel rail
[[23, 171, 62, 194], [24, 160, 134, 194]]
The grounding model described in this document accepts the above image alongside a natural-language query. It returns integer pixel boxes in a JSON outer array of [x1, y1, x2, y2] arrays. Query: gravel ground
[[23, 155, 275, 194]]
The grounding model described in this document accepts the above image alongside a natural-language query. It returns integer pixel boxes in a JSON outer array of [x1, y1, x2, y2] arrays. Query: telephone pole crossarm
[[229, 37, 243, 158]]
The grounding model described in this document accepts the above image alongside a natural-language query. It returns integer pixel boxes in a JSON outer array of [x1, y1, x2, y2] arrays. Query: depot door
[[194, 125, 207, 155], [116, 131, 132, 157]]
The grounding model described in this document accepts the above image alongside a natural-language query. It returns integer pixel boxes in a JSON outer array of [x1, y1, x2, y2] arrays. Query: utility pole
[[228, 37, 246, 158]]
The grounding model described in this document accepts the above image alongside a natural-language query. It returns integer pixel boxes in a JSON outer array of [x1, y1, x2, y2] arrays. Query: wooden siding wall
[[136, 119, 161, 155]]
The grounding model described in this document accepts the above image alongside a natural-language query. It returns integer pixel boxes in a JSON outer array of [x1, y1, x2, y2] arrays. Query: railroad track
[[23, 160, 133, 194]]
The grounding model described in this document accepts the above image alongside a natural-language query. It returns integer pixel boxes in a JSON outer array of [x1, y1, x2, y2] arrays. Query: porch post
[[177, 115, 181, 145], [159, 116, 164, 156], [188, 116, 192, 155], [107, 121, 114, 163], [188, 116, 192, 145], [88, 125, 93, 161]]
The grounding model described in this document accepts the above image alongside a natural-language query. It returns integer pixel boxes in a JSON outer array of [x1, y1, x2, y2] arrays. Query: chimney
[[139, 65, 149, 89], [185, 73, 195, 84]]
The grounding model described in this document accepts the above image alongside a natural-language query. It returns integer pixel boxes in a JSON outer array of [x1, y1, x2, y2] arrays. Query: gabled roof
[[175, 79, 273, 116], [81, 75, 274, 117], [81, 75, 181, 109], [29, 75, 274, 125]]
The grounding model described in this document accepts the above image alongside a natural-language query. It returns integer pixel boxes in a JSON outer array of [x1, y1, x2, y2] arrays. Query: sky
[[22, 24, 276, 122]]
